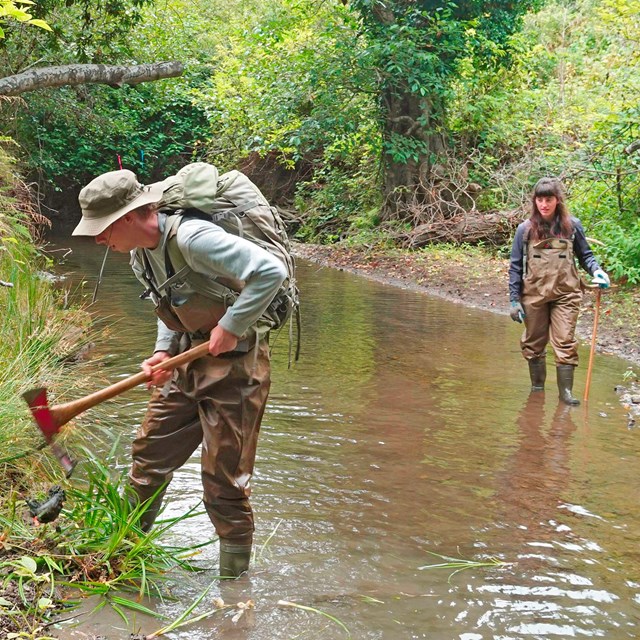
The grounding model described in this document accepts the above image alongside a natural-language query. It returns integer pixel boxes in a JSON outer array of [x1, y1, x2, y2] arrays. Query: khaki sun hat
[[73, 169, 165, 236]]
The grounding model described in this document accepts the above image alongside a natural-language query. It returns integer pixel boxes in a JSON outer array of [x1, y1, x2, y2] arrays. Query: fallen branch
[[400, 209, 522, 248]]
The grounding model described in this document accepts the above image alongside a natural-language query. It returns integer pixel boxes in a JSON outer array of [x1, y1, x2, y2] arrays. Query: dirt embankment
[[293, 242, 640, 415]]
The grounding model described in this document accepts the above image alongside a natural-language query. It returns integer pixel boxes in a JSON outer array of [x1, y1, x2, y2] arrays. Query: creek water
[[47, 231, 640, 639]]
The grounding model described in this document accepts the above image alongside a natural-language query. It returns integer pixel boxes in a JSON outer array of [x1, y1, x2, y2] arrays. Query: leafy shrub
[[12, 78, 210, 191], [591, 219, 640, 285]]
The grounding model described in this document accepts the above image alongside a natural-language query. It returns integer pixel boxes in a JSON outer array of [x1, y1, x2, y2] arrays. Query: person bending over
[[73, 168, 286, 577]]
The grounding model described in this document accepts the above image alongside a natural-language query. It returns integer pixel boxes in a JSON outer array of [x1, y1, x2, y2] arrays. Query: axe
[[22, 342, 211, 477]]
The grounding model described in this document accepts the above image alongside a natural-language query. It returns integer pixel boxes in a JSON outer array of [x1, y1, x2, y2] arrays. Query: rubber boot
[[137, 499, 163, 533], [219, 541, 252, 578], [556, 364, 580, 406], [528, 358, 546, 391]]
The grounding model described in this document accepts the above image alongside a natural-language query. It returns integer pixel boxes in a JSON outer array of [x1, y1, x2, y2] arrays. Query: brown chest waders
[[520, 236, 582, 404], [134, 231, 273, 575], [127, 339, 271, 577]]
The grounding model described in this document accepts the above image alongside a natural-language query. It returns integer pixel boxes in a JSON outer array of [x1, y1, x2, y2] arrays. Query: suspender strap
[[159, 265, 192, 293], [139, 250, 162, 299]]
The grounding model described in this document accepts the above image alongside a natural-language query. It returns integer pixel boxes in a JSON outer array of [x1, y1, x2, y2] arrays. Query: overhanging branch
[[0, 61, 185, 96], [625, 140, 640, 156]]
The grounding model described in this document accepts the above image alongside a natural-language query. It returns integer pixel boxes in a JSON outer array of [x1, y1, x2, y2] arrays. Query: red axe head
[[20, 342, 213, 480], [22, 387, 77, 478]]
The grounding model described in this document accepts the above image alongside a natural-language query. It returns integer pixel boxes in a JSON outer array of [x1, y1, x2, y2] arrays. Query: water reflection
[[46, 234, 640, 639], [480, 393, 608, 637], [494, 393, 576, 547]]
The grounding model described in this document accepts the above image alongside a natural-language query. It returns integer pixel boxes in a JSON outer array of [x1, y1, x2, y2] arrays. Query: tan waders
[[521, 236, 582, 405], [128, 340, 271, 578]]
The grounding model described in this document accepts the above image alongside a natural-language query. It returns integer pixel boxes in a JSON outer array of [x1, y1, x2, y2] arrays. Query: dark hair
[[528, 177, 573, 241]]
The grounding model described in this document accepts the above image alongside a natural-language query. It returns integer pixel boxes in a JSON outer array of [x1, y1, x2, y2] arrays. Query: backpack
[[155, 162, 300, 363]]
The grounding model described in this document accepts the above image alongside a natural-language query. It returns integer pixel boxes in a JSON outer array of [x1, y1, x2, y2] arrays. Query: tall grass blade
[[145, 581, 218, 638]]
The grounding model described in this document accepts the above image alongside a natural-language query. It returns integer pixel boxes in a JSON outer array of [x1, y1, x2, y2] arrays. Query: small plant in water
[[0, 446, 211, 635], [55, 447, 208, 598], [418, 550, 505, 582]]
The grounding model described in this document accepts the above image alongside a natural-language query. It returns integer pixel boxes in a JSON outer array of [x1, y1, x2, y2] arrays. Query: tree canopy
[[0, 0, 638, 278]]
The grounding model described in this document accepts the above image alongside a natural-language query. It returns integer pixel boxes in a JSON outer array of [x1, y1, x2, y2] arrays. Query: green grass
[[53, 448, 209, 596], [0, 450, 209, 632], [0, 148, 211, 634], [0, 153, 94, 472]]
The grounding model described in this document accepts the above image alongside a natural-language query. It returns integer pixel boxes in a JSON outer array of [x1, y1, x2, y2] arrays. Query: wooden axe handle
[[48, 342, 211, 428], [76, 341, 210, 405]]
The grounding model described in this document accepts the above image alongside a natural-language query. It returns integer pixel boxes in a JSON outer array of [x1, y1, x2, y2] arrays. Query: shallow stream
[[48, 231, 640, 639]]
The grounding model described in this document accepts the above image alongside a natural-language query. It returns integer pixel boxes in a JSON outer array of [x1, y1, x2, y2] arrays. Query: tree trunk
[[0, 62, 184, 96], [380, 85, 447, 221]]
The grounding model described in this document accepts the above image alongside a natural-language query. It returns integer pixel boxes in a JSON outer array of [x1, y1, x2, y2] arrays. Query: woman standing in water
[[508, 177, 610, 405]]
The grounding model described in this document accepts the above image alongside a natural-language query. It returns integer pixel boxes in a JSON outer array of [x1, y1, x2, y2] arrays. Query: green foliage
[[418, 549, 505, 583], [11, 77, 210, 189], [0, 0, 51, 39], [384, 133, 430, 165], [0, 148, 95, 469], [191, 0, 376, 164], [188, 0, 382, 239], [2, 0, 640, 278], [294, 125, 382, 243], [582, 218, 640, 285], [0, 0, 152, 63], [350, 0, 540, 175], [445, 0, 640, 277], [0, 456, 205, 632], [56, 449, 204, 597]]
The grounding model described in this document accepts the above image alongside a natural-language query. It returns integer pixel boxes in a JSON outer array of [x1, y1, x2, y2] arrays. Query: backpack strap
[[208, 200, 261, 238], [154, 213, 236, 305], [136, 248, 165, 301], [209, 200, 260, 222]]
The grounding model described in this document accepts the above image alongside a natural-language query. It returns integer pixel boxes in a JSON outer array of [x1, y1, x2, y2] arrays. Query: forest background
[[1, 0, 638, 279]]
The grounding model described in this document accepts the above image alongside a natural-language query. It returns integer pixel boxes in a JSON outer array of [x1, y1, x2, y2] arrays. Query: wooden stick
[[583, 288, 602, 403]]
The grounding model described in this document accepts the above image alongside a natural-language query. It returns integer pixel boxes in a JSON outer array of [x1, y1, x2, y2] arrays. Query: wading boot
[[528, 358, 546, 392], [556, 364, 580, 406], [219, 541, 252, 578]]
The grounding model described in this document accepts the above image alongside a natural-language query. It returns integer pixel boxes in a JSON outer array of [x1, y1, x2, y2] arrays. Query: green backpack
[[155, 162, 300, 362]]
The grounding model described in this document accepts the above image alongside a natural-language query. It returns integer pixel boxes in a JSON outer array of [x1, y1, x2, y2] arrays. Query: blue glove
[[592, 269, 610, 288], [510, 301, 525, 323]]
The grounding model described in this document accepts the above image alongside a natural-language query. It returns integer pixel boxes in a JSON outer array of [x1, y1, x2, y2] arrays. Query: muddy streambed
[[47, 232, 640, 639]]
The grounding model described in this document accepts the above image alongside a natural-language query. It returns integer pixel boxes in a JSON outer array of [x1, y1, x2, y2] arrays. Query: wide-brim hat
[[73, 169, 165, 236]]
